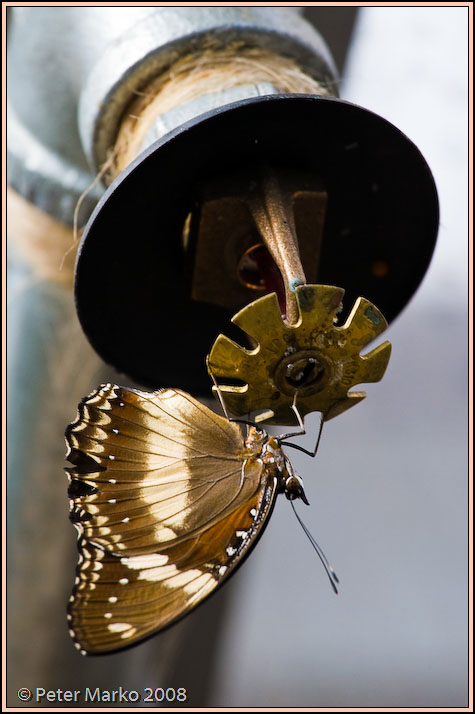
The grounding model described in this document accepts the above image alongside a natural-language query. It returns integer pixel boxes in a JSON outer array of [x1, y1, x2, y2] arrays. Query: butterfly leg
[[206, 356, 268, 433], [277, 391, 306, 441], [280, 394, 325, 458], [206, 355, 233, 420]]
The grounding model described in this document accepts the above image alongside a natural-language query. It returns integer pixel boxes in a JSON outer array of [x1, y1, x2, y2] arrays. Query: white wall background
[[209, 7, 469, 707]]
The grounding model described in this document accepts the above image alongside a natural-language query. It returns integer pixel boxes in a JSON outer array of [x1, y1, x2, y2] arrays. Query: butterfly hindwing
[[68, 478, 277, 654]]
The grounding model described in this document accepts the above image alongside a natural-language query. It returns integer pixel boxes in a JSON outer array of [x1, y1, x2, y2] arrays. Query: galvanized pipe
[[8, 7, 336, 227]]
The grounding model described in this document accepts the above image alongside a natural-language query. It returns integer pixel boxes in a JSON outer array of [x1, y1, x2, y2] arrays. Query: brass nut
[[273, 349, 332, 398]]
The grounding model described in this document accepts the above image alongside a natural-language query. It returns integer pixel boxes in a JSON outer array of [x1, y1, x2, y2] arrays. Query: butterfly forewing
[[66, 385, 265, 555], [66, 384, 278, 653]]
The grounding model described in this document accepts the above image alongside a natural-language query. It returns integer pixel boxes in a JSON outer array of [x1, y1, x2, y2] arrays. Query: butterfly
[[65, 382, 332, 655]]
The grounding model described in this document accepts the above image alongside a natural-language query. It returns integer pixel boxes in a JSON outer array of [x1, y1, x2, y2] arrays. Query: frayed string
[[59, 150, 117, 273]]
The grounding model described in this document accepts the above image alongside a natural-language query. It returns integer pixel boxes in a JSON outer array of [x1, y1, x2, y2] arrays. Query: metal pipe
[[8, 7, 337, 227]]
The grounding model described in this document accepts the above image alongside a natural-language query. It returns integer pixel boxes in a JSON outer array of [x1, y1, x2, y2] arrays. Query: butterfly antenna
[[290, 501, 339, 594]]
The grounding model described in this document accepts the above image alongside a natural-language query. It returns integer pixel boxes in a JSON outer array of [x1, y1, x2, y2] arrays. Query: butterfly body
[[65, 384, 306, 655]]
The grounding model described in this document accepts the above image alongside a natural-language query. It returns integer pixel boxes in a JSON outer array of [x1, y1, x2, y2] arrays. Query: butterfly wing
[[66, 384, 266, 554], [65, 384, 277, 654], [68, 479, 277, 654]]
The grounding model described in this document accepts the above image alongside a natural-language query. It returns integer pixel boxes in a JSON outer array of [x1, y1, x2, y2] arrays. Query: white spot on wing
[[152, 525, 177, 541], [167, 569, 202, 590], [121, 627, 137, 639], [108, 622, 130, 633], [184, 572, 212, 595], [121, 553, 168, 569], [136, 564, 179, 582], [108, 596, 118, 603]]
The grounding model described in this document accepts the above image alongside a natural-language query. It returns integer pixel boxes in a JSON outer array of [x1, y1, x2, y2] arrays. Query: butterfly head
[[283, 472, 310, 506]]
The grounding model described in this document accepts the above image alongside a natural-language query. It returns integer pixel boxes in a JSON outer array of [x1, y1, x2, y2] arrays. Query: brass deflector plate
[[207, 284, 391, 424]]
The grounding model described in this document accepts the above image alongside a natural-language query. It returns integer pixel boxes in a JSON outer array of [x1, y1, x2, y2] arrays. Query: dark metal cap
[[75, 94, 439, 393]]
